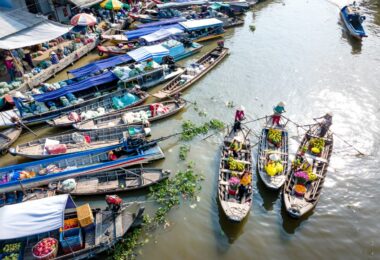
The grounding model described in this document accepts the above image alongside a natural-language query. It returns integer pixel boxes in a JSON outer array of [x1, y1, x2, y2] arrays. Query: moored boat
[[218, 125, 253, 222], [74, 100, 186, 131], [55, 168, 170, 196], [283, 124, 333, 218], [153, 45, 229, 99], [0, 127, 22, 154], [257, 123, 289, 189], [340, 3, 367, 39], [9, 125, 149, 159]]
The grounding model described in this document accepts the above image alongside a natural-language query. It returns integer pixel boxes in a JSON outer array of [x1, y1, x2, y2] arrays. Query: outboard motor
[[106, 195, 123, 212], [162, 55, 176, 71]]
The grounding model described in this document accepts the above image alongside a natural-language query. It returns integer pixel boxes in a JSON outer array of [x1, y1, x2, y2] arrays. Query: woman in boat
[[237, 170, 251, 202], [272, 101, 286, 126], [314, 112, 332, 137], [233, 105, 245, 132], [229, 136, 242, 158]]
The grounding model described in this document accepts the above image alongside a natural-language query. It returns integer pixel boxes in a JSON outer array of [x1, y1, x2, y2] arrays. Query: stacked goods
[[265, 161, 283, 177], [267, 128, 282, 147], [2, 242, 23, 259], [76, 204, 94, 228], [80, 107, 106, 120], [122, 110, 150, 124], [228, 177, 240, 195], [32, 238, 58, 259], [0, 81, 22, 95], [228, 157, 245, 171], [309, 137, 325, 155]]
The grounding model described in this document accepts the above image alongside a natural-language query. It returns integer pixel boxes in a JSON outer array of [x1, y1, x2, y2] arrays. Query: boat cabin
[[179, 18, 225, 42]]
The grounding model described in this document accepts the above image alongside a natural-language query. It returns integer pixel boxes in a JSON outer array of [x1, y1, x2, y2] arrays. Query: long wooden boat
[[47, 88, 148, 128], [0, 195, 145, 260], [9, 125, 148, 159], [74, 100, 186, 131], [218, 125, 253, 222], [283, 124, 333, 218], [153, 46, 229, 100], [0, 127, 22, 154], [257, 124, 289, 189], [0, 142, 165, 193], [340, 4, 367, 39], [0, 188, 55, 207], [55, 168, 170, 196]]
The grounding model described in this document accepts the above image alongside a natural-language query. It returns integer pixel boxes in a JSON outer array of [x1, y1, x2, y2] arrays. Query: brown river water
[[1, 0, 380, 259]]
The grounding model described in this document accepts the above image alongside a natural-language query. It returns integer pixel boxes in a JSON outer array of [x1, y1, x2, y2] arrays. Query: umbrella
[[71, 13, 97, 26], [100, 0, 124, 10]]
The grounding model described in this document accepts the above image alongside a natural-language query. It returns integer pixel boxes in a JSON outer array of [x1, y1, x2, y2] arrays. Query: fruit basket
[[32, 238, 58, 260]]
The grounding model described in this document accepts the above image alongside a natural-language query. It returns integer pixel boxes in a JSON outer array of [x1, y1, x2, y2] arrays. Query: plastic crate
[[59, 227, 83, 254], [76, 204, 94, 228]]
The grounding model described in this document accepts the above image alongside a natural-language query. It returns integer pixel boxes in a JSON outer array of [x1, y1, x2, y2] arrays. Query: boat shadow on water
[[339, 23, 363, 54], [255, 171, 281, 212], [280, 202, 313, 234]]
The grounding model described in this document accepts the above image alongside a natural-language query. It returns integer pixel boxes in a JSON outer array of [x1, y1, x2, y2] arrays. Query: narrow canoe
[[153, 46, 229, 100], [0, 127, 22, 154], [218, 125, 253, 222], [283, 124, 333, 218], [74, 100, 186, 131]]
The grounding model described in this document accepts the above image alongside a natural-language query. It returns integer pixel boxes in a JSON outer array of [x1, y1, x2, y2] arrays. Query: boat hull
[[340, 5, 367, 39]]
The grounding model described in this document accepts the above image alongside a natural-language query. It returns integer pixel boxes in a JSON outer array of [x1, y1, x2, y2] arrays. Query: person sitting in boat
[[314, 112, 332, 137], [272, 101, 286, 126], [229, 136, 243, 158], [128, 64, 140, 78], [108, 150, 118, 161], [217, 40, 224, 49], [144, 58, 154, 71], [237, 170, 251, 202], [233, 105, 245, 132], [162, 56, 176, 71]]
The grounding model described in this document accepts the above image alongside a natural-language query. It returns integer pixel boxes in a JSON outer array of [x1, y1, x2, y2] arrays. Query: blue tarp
[[68, 54, 132, 78], [32, 71, 117, 102], [125, 24, 183, 40], [136, 17, 186, 29], [127, 44, 170, 62]]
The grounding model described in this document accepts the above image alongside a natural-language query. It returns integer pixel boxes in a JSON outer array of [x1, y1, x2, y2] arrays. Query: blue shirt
[[273, 105, 285, 114]]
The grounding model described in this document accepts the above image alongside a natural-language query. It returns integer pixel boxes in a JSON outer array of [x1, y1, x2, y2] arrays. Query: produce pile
[[228, 157, 245, 171], [309, 137, 325, 155], [267, 128, 282, 146], [2, 242, 21, 259], [32, 238, 58, 258], [0, 81, 22, 95], [265, 161, 284, 177]]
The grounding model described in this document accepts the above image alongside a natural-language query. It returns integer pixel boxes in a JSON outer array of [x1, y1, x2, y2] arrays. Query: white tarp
[[0, 20, 72, 50], [0, 195, 75, 240], [128, 44, 169, 62], [70, 0, 103, 8], [179, 18, 223, 31], [141, 28, 183, 43]]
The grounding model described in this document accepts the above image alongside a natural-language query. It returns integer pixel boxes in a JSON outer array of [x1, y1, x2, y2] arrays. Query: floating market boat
[[74, 100, 186, 131], [55, 168, 170, 196], [180, 18, 225, 42], [9, 125, 148, 159], [0, 195, 144, 260], [257, 123, 289, 190], [97, 45, 130, 56], [0, 188, 55, 207], [340, 3, 367, 39], [153, 45, 229, 99], [0, 127, 22, 154], [283, 124, 333, 218], [218, 125, 253, 222], [0, 141, 165, 193]]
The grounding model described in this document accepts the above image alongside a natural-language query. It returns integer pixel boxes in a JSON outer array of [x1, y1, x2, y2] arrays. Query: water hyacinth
[[294, 171, 309, 183]]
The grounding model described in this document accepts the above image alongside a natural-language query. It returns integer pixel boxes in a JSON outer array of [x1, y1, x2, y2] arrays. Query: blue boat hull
[[340, 5, 367, 39]]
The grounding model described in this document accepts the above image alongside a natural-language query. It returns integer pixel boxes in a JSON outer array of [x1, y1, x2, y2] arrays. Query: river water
[[2, 0, 380, 259]]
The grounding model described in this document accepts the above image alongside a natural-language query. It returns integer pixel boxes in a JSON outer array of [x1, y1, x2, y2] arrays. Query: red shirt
[[235, 110, 245, 121]]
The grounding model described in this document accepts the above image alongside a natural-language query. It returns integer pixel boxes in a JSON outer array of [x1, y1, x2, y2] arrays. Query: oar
[[0, 112, 38, 137]]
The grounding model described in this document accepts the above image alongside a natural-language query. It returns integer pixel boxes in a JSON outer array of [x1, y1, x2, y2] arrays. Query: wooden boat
[[283, 124, 333, 218], [0, 141, 165, 193], [0, 195, 145, 260], [153, 46, 229, 99], [55, 168, 170, 196], [97, 45, 128, 56], [9, 125, 148, 159], [47, 88, 148, 128], [74, 100, 186, 131], [340, 4, 367, 39], [218, 125, 253, 222], [257, 124, 289, 189], [0, 188, 55, 207], [101, 29, 129, 43], [0, 127, 22, 154]]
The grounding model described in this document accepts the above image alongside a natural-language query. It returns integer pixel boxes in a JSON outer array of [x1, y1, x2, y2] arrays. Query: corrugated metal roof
[[70, 0, 103, 8], [0, 8, 43, 38]]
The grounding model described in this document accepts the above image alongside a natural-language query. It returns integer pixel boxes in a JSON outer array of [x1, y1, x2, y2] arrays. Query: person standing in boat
[[314, 112, 333, 137], [237, 170, 251, 202], [233, 105, 245, 132], [272, 101, 286, 126]]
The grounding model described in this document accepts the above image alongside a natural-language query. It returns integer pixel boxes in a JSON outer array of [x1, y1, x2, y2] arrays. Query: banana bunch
[[268, 128, 282, 144], [309, 137, 325, 151]]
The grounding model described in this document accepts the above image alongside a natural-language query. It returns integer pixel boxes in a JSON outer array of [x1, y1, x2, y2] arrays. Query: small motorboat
[[340, 3, 367, 39]]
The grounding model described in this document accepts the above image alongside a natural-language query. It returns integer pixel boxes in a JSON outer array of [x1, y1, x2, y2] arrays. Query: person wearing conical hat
[[233, 105, 246, 132], [314, 112, 333, 137], [272, 101, 286, 126]]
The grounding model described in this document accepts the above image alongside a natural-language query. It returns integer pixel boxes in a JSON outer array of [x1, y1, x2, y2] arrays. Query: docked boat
[[0, 195, 144, 260], [180, 18, 225, 42], [0, 127, 22, 154], [340, 3, 367, 39], [257, 124, 289, 189], [55, 168, 170, 196], [97, 45, 130, 56], [0, 188, 55, 207], [218, 125, 253, 222], [283, 124, 333, 218], [9, 125, 148, 159], [74, 100, 186, 131], [154, 45, 229, 99], [0, 141, 165, 193]]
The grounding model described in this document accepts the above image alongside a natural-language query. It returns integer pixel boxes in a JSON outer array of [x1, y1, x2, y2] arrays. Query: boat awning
[[70, 0, 103, 8], [68, 54, 132, 78], [0, 195, 76, 240], [125, 24, 183, 40], [141, 27, 183, 43], [136, 17, 186, 29], [179, 18, 223, 31], [127, 44, 169, 62], [157, 0, 207, 9], [0, 9, 72, 50], [31, 71, 117, 102]]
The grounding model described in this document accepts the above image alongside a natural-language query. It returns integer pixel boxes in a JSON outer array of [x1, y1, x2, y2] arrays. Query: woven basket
[[32, 238, 58, 260]]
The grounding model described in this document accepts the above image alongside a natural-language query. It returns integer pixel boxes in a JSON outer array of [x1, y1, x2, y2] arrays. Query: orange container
[[76, 204, 94, 227], [64, 218, 79, 230]]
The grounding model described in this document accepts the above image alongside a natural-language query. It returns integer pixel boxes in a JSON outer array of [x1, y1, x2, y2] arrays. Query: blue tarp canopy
[[0, 195, 76, 240], [136, 17, 186, 29], [141, 27, 183, 43], [179, 18, 223, 31], [68, 54, 132, 78], [32, 71, 117, 102], [125, 24, 183, 40], [127, 44, 170, 62], [157, 0, 207, 9]]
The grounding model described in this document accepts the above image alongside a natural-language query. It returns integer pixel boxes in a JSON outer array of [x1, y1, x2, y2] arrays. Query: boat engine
[[106, 195, 123, 212]]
